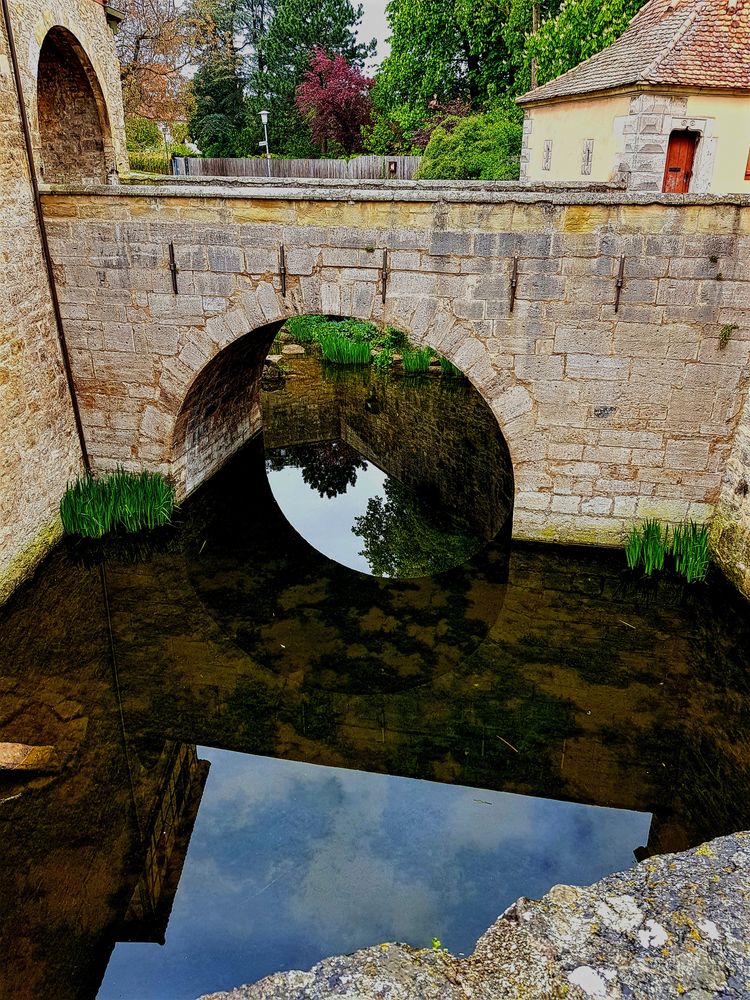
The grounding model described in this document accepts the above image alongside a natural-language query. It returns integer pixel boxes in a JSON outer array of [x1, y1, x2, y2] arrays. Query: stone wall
[[40, 182, 750, 591], [0, 0, 128, 603]]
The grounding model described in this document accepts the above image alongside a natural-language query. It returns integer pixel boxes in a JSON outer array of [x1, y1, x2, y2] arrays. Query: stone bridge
[[41, 180, 750, 566]]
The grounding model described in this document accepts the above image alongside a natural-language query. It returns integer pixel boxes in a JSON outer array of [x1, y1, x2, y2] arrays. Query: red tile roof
[[518, 0, 750, 104]]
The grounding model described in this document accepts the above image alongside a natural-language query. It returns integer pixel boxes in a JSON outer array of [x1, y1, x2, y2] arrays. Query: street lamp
[[259, 109, 271, 178]]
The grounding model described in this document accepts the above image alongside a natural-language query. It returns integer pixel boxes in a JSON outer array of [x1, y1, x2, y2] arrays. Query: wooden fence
[[171, 155, 422, 180]]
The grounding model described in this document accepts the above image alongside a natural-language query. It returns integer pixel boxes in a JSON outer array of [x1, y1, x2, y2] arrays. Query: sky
[[98, 749, 651, 1000], [360, 0, 391, 67]]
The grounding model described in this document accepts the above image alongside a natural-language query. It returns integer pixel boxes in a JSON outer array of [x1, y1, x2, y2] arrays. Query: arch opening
[[36, 27, 114, 184], [173, 315, 515, 579]]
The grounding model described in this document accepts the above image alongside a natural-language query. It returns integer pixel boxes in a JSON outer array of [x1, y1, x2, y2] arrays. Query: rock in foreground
[[199, 833, 750, 1000]]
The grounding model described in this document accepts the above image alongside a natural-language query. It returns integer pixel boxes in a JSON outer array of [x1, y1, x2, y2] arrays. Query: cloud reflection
[[98, 749, 651, 1000]]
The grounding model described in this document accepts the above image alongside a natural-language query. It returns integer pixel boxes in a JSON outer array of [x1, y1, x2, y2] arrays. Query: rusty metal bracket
[[279, 244, 287, 297], [614, 255, 626, 313], [509, 256, 519, 313], [381, 248, 389, 304], [168, 242, 179, 295]]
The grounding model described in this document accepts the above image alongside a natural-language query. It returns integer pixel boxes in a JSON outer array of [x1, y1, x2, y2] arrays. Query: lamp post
[[259, 109, 271, 177]]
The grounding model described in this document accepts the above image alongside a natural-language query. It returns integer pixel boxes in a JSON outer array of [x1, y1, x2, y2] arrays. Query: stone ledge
[[198, 832, 750, 1000], [39, 181, 750, 208]]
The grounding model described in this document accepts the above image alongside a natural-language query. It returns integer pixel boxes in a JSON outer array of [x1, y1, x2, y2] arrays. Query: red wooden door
[[662, 130, 697, 193]]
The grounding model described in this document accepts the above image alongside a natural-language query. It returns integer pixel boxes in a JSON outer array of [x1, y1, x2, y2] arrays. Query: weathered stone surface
[[0, 0, 127, 604], [38, 185, 750, 585], [198, 833, 750, 1000]]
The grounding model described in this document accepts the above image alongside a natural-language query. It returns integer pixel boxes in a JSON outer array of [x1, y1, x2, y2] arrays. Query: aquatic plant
[[373, 347, 393, 369], [284, 315, 327, 342], [670, 521, 710, 583], [401, 347, 434, 373], [318, 333, 372, 365], [624, 518, 710, 582], [438, 356, 464, 377], [60, 468, 176, 538]]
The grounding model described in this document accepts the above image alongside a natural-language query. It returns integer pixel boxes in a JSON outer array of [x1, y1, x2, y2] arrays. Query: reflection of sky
[[98, 749, 651, 1000], [267, 461, 388, 575]]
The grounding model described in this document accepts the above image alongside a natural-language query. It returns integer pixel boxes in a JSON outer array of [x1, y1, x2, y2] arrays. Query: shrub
[[125, 115, 162, 152], [417, 103, 523, 181], [60, 469, 176, 538], [128, 151, 172, 175]]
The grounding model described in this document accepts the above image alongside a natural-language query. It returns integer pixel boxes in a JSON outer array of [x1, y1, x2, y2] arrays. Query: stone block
[[566, 354, 629, 381], [554, 325, 612, 355], [429, 231, 471, 256], [665, 439, 710, 471], [207, 245, 244, 273]]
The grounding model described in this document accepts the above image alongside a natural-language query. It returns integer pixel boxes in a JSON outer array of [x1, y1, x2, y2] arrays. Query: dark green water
[[1, 351, 749, 1000]]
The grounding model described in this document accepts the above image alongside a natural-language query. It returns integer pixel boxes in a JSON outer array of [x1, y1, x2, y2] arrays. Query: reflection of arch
[[36, 26, 114, 183], [166, 279, 538, 505]]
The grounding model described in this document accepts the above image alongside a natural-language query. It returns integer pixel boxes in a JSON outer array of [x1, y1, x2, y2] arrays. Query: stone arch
[[169, 281, 537, 509], [36, 26, 115, 183]]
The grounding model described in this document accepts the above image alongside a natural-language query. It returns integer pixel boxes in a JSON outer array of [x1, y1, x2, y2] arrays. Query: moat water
[[1, 350, 749, 1000]]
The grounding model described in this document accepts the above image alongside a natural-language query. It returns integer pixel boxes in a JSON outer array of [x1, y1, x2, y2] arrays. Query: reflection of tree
[[353, 478, 477, 578], [266, 441, 367, 498]]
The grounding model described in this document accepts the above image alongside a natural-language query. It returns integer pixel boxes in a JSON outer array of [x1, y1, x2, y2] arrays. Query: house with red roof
[[517, 0, 750, 193]]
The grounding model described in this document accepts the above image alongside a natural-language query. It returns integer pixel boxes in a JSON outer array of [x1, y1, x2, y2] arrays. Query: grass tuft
[[624, 518, 710, 582], [401, 347, 434, 373], [318, 333, 372, 365], [60, 468, 176, 538]]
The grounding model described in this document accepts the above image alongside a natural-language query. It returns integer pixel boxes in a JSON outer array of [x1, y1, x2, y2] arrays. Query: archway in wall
[[36, 27, 114, 184]]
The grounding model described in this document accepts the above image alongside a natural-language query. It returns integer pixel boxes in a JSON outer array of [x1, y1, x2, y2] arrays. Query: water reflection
[[98, 750, 651, 1000], [0, 349, 749, 1000], [262, 355, 515, 579]]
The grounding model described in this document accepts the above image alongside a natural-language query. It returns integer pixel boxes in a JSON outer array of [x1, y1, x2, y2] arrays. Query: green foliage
[[401, 347, 434, 373], [125, 115, 163, 152], [417, 103, 523, 181], [128, 151, 172, 175], [319, 334, 372, 365], [60, 469, 176, 538], [353, 478, 476, 577], [670, 522, 711, 584], [526, 0, 648, 88], [438, 356, 464, 377], [283, 315, 422, 371], [720, 323, 738, 349], [625, 519, 710, 583], [285, 314, 329, 342]]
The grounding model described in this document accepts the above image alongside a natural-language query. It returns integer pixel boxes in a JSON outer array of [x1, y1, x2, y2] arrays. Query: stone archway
[[36, 26, 114, 184]]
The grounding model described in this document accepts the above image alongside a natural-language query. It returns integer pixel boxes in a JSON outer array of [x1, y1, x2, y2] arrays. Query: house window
[[581, 139, 594, 176], [542, 139, 553, 171], [745, 147, 750, 180]]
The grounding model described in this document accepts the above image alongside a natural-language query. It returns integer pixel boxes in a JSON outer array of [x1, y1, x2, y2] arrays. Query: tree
[[525, 0, 648, 88], [259, 0, 375, 155], [116, 0, 194, 123], [368, 0, 519, 154], [187, 0, 279, 155], [296, 48, 373, 155], [353, 479, 476, 578]]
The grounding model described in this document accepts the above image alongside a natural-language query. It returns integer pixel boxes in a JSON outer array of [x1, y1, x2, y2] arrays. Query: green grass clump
[[438, 356, 463, 377], [625, 518, 710, 582], [284, 315, 328, 342], [401, 347, 434, 373], [318, 333, 372, 366], [60, 468, 176, 538], [670, 521, 710, 583]]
